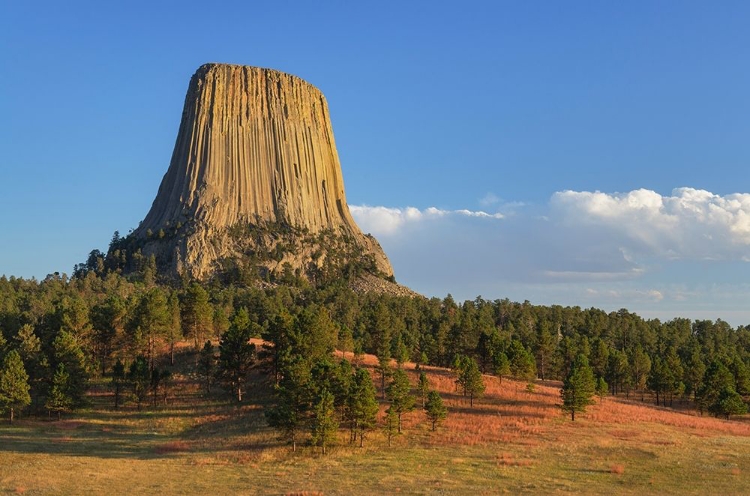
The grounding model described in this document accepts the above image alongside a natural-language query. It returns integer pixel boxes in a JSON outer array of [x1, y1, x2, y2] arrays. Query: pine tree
[[417, 372, 430, 408], [46, 363, 72, 420], [129, 356, 150, 410], [535, 322, 556, 380], [111, 358, 126, 409], [217, 317, 256, 402], [711, 387, 747, 420], [0, 350, 31, 423], [386, 368, 415, 433], [52, 330, 90, 408], [698, 361, 739, 416], [508, 340, 537, 381], [131, 288, 171, 370], [197, 340, 216, 394], [630, 345, 651, 401], [394, 334, 409, 368], [348, 368, 378, 447], [311, 389, 338, 455], [492, 351, 511, 383], [424, 390, 447, 431], [462, 357, 485, 407], [180, 283, 213, 349], [384, 407, 398, 447], [376, 338, 392, 400], [595, 376, 608, 403], [561, 354, 596, 421], [266, 359, 310, 452]]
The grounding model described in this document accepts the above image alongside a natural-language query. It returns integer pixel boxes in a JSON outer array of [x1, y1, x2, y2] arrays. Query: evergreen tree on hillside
[[52, 330, 90, 408], [348, 368, 378, 447], [311, 389, 338, 455], [217, 315, 256, 402], [384, 407, 398, 447], [417, 372, 430, 407], [180, 283, 213, 349], [129, 356, 150, 410], [698, 360, 738, 416], [508, 339, 537, 381], [131, 287, 171, 370], [197, 340, 216, 394], [711, 386, 747, 420], [0, 350, 31, 423], [376, 339, 392, 400], [630, 345, 651, 401], [492, 350, 511, 383], [424, 390, 447, 431], [595, 376, 608, 403], [561, 354, 596, 421], [266, 358, 311, 452], [111, 358, 126, 409], [46, 363, 72, 420], [457, 356, 485, 406], [386, 368, 415, 433]]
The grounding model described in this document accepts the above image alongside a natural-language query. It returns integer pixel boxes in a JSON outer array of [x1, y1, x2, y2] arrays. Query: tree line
[[1, 265, 749, 424]]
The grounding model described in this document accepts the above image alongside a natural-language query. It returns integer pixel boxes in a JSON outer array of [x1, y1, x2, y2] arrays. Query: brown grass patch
[[14, 487, 26, 494], [153, 440, 191, 454], [610, 464, 625, 474], [731, 468, 741, 476], [609, 430, 640, 439]]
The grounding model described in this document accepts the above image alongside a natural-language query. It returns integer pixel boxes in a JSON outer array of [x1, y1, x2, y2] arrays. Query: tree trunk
[[398, 413, 402, 434], [571, 409, 575, 421], [237, 385, 242, 402], [359, 431, 364, 448], [9, 408, 14, 424], [470, 394, 474, 407]]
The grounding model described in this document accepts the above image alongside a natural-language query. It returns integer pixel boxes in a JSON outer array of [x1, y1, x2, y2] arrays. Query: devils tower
[[113, 63, 395, 286]]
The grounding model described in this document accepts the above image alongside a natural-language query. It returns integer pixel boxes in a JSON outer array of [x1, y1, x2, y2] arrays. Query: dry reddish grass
[[153, 440, 191, 454], [610, 464, 625, 474], [589, 397, 750, 436], [348, 348, 750, 454]]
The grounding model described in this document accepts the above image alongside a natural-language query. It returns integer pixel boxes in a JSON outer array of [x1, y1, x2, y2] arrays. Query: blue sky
[[2, 2, 749, 324]]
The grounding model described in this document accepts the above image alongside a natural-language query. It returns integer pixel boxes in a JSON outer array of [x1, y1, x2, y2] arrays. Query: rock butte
[[132, 63, 395, 284]]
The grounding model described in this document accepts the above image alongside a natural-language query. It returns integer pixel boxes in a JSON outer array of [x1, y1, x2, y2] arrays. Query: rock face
[[129, 63, 394, 282]]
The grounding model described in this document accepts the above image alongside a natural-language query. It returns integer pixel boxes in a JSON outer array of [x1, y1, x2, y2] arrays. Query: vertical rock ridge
[[132, 63, 394, 281]]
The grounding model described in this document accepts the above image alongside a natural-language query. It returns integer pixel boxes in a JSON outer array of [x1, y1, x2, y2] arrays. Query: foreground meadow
[[2, 351, 750, 495]]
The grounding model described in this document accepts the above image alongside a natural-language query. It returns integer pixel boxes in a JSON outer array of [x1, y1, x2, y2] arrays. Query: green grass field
[[2, 353, 750, 494]]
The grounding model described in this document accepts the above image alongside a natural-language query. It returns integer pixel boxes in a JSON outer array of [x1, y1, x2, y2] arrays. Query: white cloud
[[348, 187, 750, 325], [551, 187, 750, 261], [350, 205, 502, 237]]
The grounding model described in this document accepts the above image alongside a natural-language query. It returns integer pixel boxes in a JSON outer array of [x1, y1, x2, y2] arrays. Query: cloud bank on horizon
[[350, 187, 750, 325]]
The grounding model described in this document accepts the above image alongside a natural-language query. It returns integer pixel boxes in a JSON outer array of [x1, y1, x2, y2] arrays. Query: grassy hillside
[[2, 346, 750, 494]]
